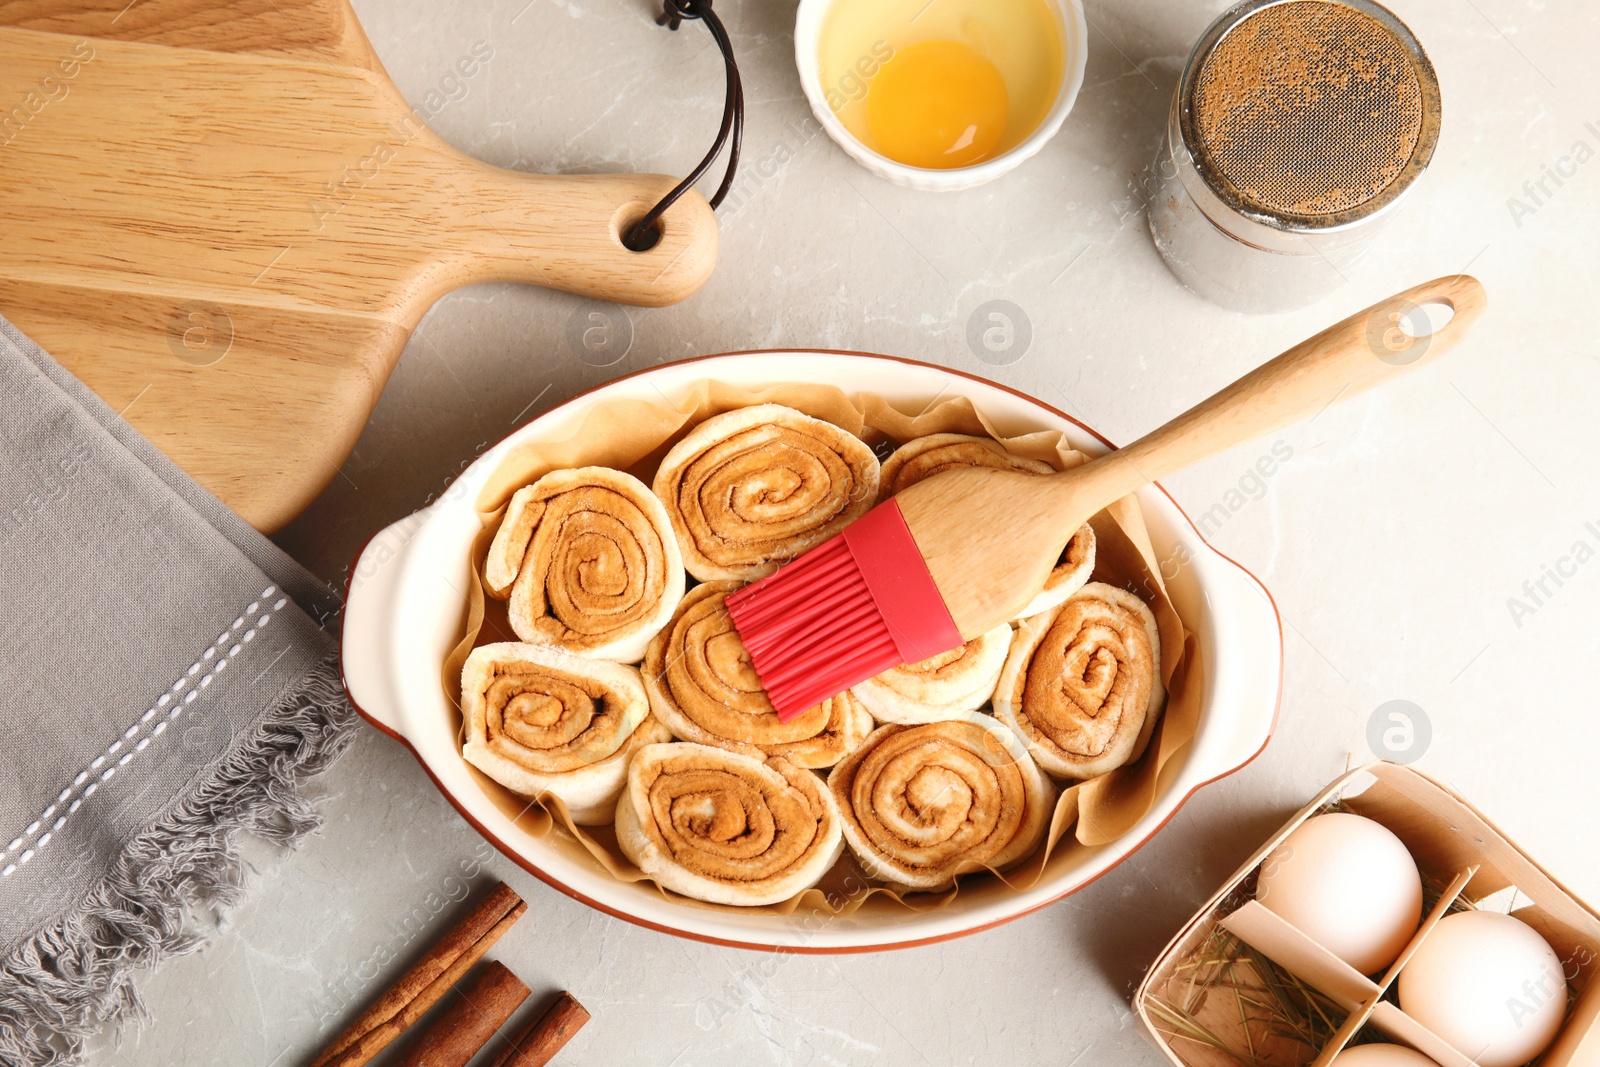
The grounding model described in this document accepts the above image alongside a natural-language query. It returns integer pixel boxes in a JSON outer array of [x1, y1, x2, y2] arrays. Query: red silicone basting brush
[[727, 276, 1487, 721]]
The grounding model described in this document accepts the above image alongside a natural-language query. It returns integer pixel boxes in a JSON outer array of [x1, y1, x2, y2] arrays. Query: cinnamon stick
[[392, 961, 531, 1067], [320, 906, 524, 1067], [311, 882, 526, 1067], [487, 992, 591, 1067]]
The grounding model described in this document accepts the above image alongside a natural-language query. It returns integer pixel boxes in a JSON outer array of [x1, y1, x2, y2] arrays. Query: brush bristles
[[727, 537, 904, 722]]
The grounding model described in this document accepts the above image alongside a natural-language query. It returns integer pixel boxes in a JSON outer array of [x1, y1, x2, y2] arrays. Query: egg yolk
[[866, 39, 1009, 169]]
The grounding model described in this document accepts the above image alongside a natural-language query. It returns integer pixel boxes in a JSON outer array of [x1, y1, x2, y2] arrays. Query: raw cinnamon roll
[[828, 717, 1055, 892], [652, 404, 879, 581], [644, 582, 872, 768], [484, 467, 685, 663], [615, 742, 844, 906], [461, 642, 670, 825], [851, 623, 1011, 725], [878, 433, 1095, 618], [993, 582, 1165, 780]]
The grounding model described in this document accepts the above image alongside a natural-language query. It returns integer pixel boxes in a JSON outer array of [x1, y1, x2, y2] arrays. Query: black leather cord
[[622, 0, 744, 251]]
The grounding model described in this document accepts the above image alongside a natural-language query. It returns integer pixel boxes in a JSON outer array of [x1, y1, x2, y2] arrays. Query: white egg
[[1255, 812, 1422, 974], [1330, 1044, 1441, 1067], [1398, 910, 1567, 1067]]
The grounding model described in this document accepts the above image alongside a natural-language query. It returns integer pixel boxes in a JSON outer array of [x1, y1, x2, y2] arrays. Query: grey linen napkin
[[0, 316, 355, 1066]]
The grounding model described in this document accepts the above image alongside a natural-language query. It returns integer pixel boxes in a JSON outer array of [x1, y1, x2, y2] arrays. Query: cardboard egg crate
[[1135, 763, 1600, 1067]]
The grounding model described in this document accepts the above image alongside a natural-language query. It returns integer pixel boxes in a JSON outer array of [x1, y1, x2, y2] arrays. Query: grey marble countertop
[[88, 0, 1600, 1063]]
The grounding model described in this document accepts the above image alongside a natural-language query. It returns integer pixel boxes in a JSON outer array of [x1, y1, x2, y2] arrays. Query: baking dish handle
[[1194, 551, 1284, 780], [340, 513, 424, 737]]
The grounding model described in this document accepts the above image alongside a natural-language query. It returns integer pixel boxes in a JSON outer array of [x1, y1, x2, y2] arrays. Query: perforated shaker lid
[[1179, 0, 1441, 230]]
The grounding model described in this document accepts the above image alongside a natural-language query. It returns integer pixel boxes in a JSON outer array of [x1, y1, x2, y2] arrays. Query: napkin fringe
[[0, 654, 354, 1067]]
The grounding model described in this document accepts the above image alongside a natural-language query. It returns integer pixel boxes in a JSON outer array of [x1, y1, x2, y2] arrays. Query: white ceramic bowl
[[793, 0, 1089, 191], [341, 352, 1282, 952]]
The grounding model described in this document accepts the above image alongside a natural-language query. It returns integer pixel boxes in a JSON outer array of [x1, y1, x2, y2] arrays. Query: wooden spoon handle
[[1069, 275, 1488, 506]]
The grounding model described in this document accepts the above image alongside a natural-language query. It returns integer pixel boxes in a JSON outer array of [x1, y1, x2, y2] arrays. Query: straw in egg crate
[[727, 276, 1486, 721]]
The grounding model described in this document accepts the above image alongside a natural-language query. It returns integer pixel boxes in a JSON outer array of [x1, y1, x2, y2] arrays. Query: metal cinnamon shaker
[[1149, 0, 1441, 312]]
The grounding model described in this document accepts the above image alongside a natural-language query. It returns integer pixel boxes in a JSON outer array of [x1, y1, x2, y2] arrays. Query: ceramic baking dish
[[340, 351, 1284, 952]]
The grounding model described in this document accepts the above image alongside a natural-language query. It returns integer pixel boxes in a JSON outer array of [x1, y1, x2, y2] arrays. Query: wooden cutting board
[[0, 0, 719, 530]]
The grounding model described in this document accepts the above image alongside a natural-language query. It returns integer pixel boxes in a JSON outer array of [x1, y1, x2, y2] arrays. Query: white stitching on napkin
[[0, 586, 286, 877]]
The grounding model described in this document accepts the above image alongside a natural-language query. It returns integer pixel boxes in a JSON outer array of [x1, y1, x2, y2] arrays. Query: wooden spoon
[[898, 274, 1488, 636]]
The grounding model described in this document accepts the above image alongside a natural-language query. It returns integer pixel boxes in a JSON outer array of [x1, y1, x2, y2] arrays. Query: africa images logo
[[0, 40, 96, 149]]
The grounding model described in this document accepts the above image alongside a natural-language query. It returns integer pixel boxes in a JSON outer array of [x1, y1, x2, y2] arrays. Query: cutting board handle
[[435, 160, 718, 309]]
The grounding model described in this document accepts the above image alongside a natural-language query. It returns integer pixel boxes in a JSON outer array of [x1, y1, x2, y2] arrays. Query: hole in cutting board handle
[[619, 214, 664, 252]]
